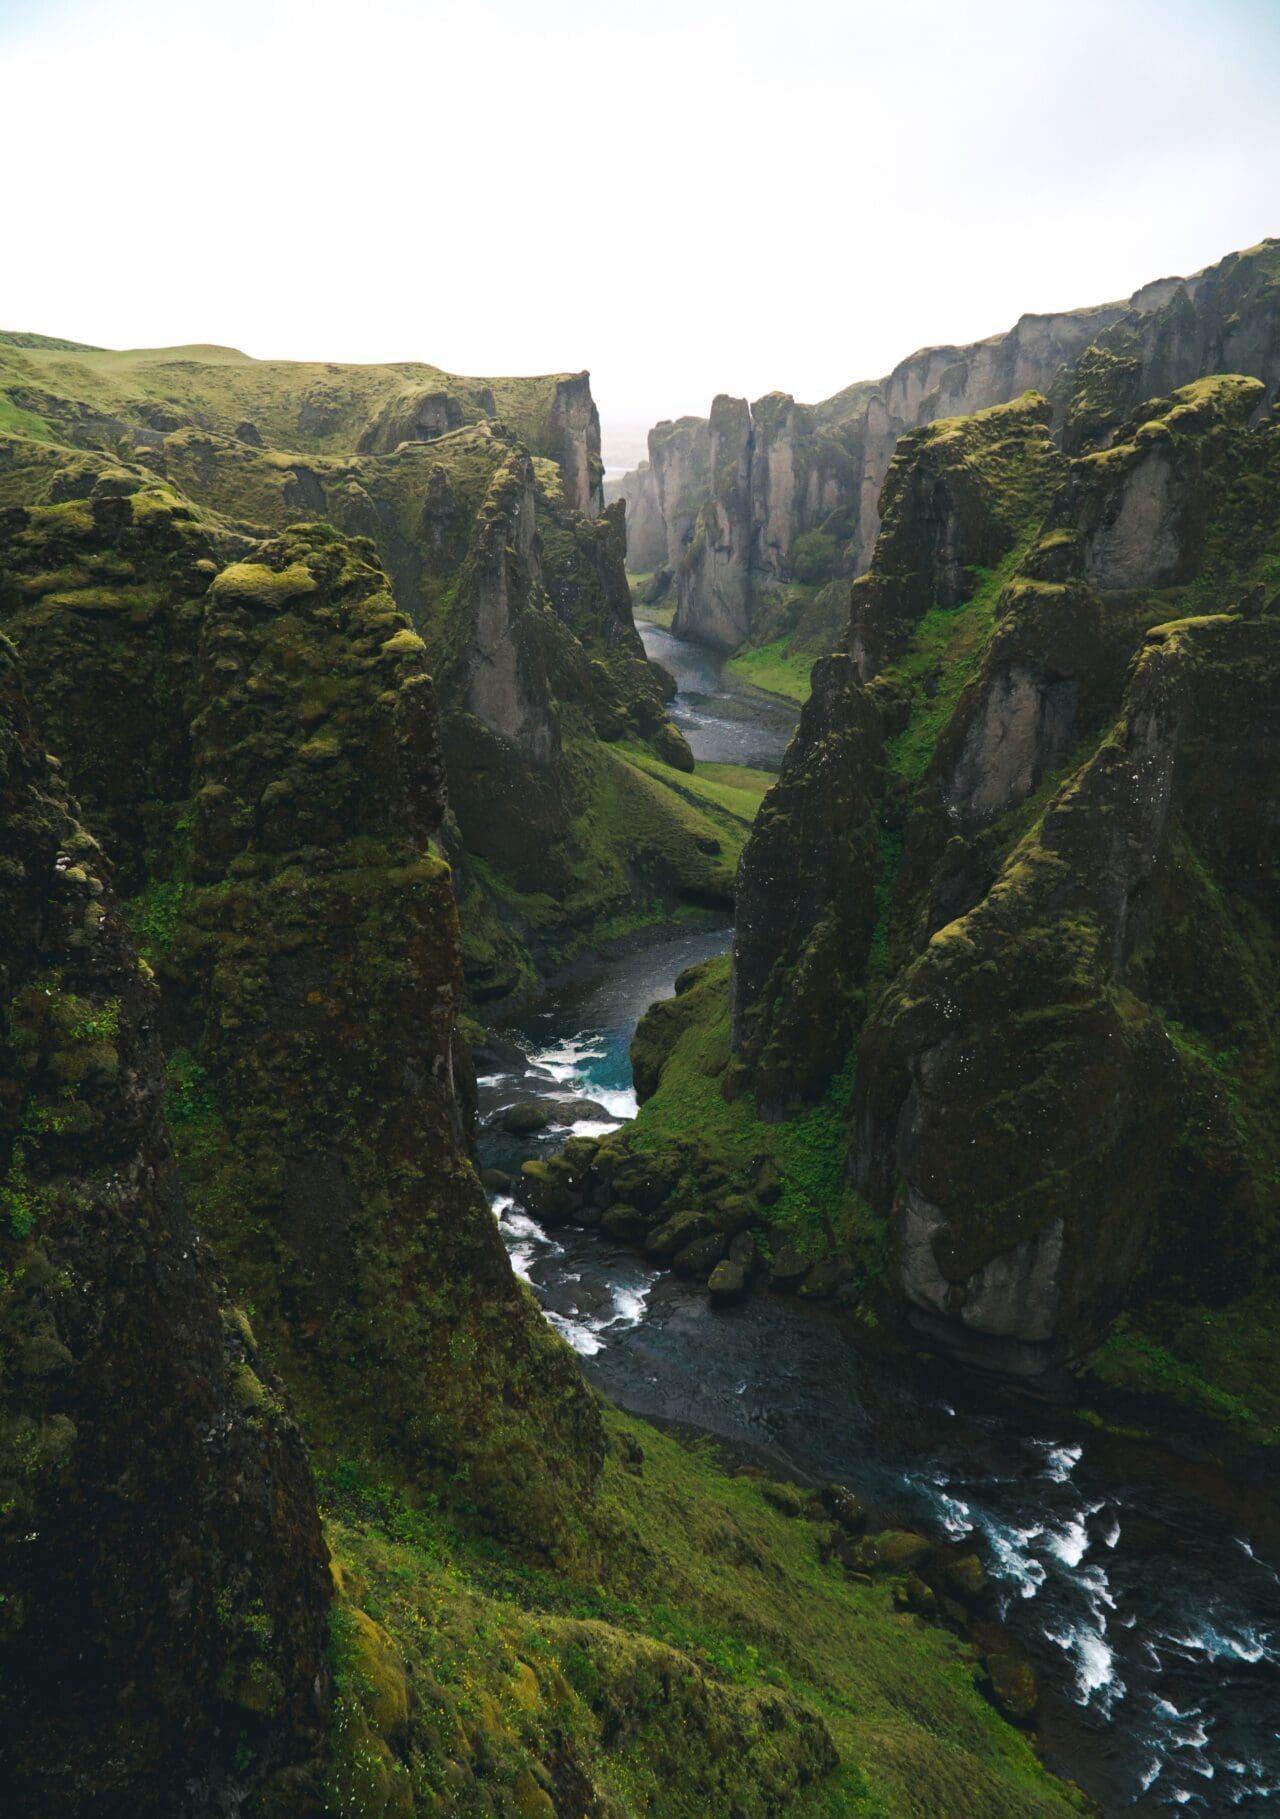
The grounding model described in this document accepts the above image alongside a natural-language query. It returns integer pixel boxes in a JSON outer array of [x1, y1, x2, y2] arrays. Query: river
[[477, 621, 1280, 1816]]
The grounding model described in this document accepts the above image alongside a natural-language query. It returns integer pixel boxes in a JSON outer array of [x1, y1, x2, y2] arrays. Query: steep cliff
[[621, 238, 1280, 667], [0, 493, 605, 1545], [0, 341, 750, 1008], [597, 375, 1279, 1436], [0, 634, 332, 1814]]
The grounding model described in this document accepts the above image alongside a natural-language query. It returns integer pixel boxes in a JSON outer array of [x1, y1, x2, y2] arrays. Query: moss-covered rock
[[0, 634, 331, 1813], [0, 502, 605, 1549]]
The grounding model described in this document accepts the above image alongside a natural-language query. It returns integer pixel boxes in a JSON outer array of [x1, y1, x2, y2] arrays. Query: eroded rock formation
[[622, 238, 1280, 655]]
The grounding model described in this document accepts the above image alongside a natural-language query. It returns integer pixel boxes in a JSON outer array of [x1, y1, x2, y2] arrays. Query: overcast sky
[[3, 0, 1278, 468]]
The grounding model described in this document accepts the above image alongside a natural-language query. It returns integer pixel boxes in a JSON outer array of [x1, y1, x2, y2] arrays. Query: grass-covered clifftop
[[576, 375, 1280, 1454], [0, 337, 753, 1010]]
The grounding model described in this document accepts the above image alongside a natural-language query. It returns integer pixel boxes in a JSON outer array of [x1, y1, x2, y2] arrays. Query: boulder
[[944, 1553, 988, 1602], [984, 1648, 1038, 1723], [673, 1232, 728, 1278], [708, 1259, 747, 1305], [728, 1230, 758, 1271], [851, 1530, 932, 1574], [819, 1484, 868, 1534], [768, 1241, 811, 1290], [502, 1101, 551, 1135], [600, 1203, 650, 1242], [518, 1157, 582, 1225], [645, 1209, 717, 1260]]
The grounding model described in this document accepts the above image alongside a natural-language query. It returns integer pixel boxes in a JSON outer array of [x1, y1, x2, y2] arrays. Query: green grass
[[625, 957, 887, 1279], [617, 742, 775, 825], [0, 393, 56, 442], [1085, 1301, 1280, 1447], [726, 637, 816, 703], [319, 1407, 1090, 1817], [881, 549, 1025, 785]]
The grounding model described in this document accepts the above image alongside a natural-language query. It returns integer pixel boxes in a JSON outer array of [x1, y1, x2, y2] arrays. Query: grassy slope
[[322, 1408, 1089, 1818], [460, 742, 774, 983], [0, 336, 585, 461], [725, 637, 816, 703], [624, 955, 887, 1289]]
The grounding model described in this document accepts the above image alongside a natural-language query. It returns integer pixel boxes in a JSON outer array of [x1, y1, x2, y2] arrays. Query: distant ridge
[[0, 329, 105, 353]]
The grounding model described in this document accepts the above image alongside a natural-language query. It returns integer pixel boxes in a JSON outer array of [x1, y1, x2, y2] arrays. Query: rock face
[[0, 636, 331, 1813], [608, 457, 666, 570], [621, 238, 1280, 653], [0, 494, 605, 1543], [729, 374, 1280, 1370], [0, 340, 701, 1006]]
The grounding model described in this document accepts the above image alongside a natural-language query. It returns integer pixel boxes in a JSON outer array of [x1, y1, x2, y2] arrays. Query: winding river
[[478, 621, 1280, 1816]]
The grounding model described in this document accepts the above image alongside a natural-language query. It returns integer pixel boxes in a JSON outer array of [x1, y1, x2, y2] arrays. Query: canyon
[[0, 232, 1277, 1819]]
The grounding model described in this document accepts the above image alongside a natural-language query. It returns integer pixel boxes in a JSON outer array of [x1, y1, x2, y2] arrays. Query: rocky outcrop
[[0, 496, 606, 1545], [674, 395, 755, 648], [546, 370, 605, 516], [608, 457, 666, 570], [621, 238, 1280, 653], [0, 344, 698, 1005], [649, 414, 711, 573], [730, 655, 882, 1111], [0, 635, 331, 1813], [1059, 238, 1280, 452], [444, 451, 561, 763], [858, 601, 1278, 1371], [724, 374, 1280, 1370], [848, 394, 1065, 679]]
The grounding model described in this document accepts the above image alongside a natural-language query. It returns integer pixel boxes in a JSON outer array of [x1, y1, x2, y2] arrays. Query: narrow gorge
[[1, 165, 1277, 1819]]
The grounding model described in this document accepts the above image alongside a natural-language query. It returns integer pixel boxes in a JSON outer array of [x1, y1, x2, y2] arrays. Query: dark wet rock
[[768, 1242, 811, 1290], [709, 1192, 755, 1235], [852, 1531, 932, 1574], [607, 1149, 682, 1212], [944, 1553, 988, 1602], [798, 1259, 848, 1299], [600, 1203, 651, 1242], [472, 1030, 531, 1073], [518, 1156, 583, 1225], [893, 1574, 939, 1617], [673, 1232, 729, 1278], [983, 1647, 1039, 1723], [728, 1229, 758, 1271], [545, 1096, 614, 1126], [481, 1167, 514, 1194], [819, 1484, 869, 1534], [501, 1101, 552, 1135], [645, 1209, 717, 1260], [707, 1259, 748, 1305], [560, 1134, 602, 1171]]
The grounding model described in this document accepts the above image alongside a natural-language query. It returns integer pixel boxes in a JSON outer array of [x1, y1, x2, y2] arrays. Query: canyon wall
[[624, 238, 1280, 654]]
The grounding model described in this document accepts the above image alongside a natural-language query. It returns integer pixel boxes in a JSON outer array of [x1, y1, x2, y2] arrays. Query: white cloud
[[2, 0, 1277, 466]]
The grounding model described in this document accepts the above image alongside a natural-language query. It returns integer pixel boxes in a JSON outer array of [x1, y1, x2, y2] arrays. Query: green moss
[[623, 959, 887, 1281], [881, 548, 1025, 786], [1084, 1303, 1280, 1447], [318, 1409, 1088, 1818]]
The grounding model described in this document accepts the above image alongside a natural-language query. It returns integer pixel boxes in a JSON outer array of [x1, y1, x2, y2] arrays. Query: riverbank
[[472, 616, 1280, 1817]]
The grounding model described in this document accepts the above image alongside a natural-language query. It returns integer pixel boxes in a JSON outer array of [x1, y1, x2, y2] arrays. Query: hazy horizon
[[4, 0, 1278, 475]]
